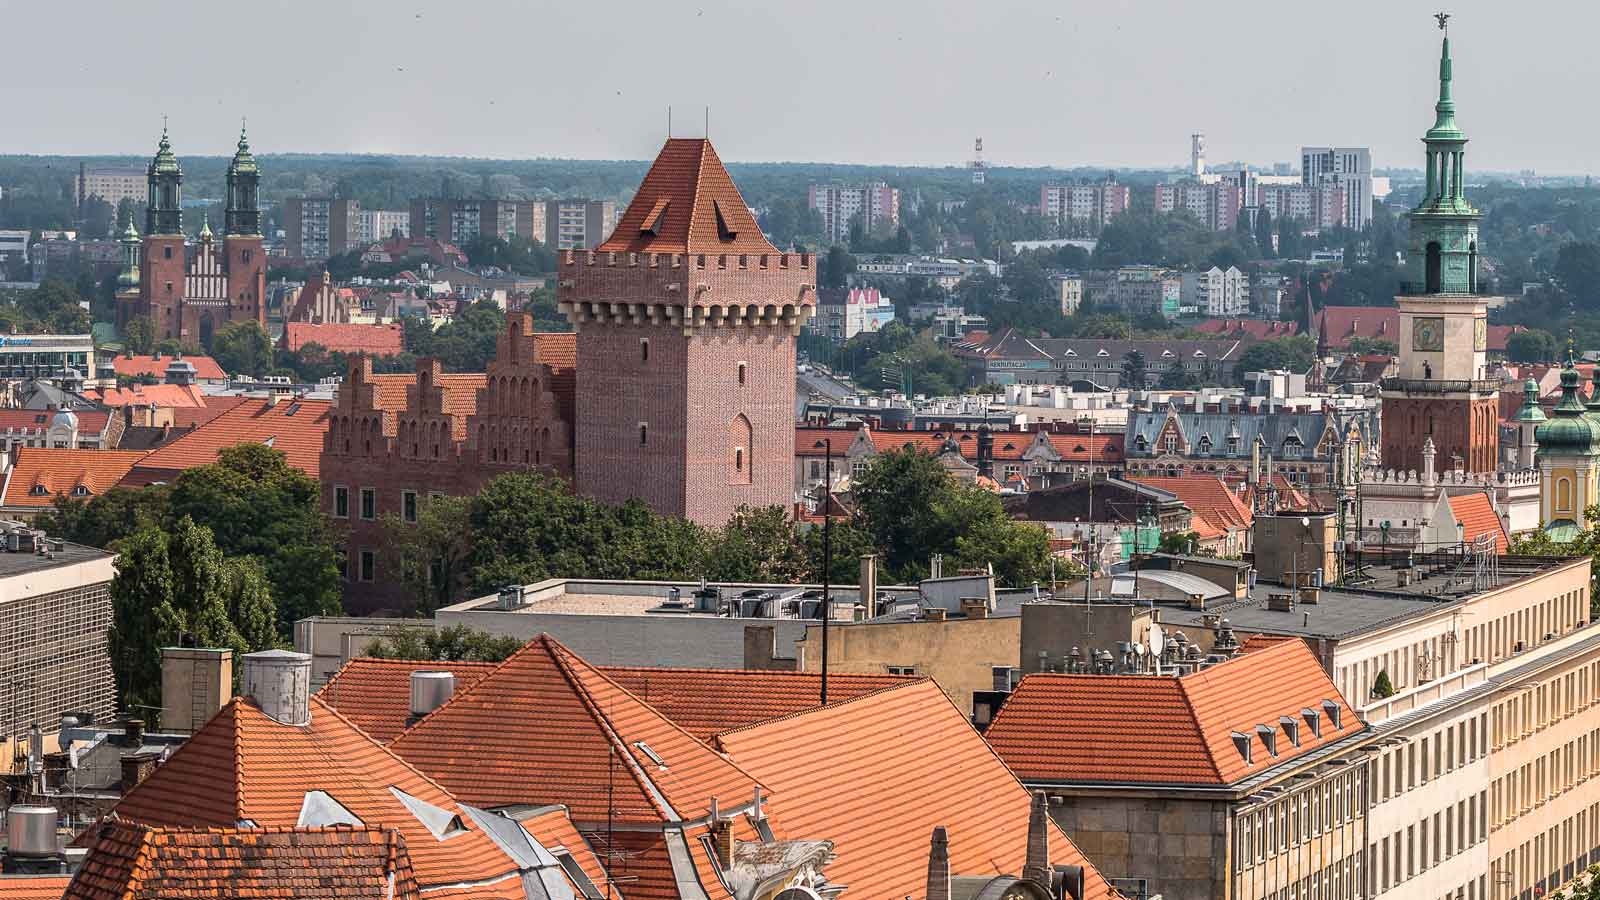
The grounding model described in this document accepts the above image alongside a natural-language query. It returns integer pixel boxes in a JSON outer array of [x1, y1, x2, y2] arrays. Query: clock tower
[[1379, 19, 1499, 474]]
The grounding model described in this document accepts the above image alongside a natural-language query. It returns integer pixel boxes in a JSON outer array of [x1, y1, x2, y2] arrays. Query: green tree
[[1121, 350, 1148, 389], [703, 505, 811, 583], [819, 245, 856, 290], [383, 495, 474, 616], [123, 316, 156, 355], [1345, 337, 1400, 356], [1231, 335, 1317, 381], [46, 485, 171, 551], [1158, 361, 1196, 390], [1505, 329, 1561, 363], [106, 518, 278, 724], [1254, 207, 1275, 259], [1372, 670, 1396, 699], [210, 320, 274, 377], [1001, 254, 1050, 305], [1555, 242, 1600, 308], [362, 624, 523, 663]]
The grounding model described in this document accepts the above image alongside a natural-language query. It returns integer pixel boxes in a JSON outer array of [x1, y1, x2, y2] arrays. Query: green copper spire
[[225, 118, 262, 237], [117, 217, 141, 289], [148, 122, 181, 178], [1403, 14, 1481, 295], [1515, 377, 1547, 424], [1426, 28, 1463, 142], [1535, 362, 1600, 455], [228, 120, 258, 176], [198, 213, 213, 242], [146, 120, 183, 235]]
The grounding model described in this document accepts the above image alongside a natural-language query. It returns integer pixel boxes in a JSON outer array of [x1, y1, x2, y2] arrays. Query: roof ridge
[[1168, 676, 1226, 783], [543, 637, 676, 821], [685, 140, 714, 253], [712, 677, 932, 743], [389, 632, 549, 740], [304, 695, 467, 803]]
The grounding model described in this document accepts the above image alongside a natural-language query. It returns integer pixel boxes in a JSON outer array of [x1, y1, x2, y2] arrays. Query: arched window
[[1558, 477, 1573, 512], [729, 414, 753, 484], [1425, 241, 1442, 293]]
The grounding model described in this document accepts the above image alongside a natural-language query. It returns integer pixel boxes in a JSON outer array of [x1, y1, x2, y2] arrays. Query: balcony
[[1381, 377, 1500, 395]]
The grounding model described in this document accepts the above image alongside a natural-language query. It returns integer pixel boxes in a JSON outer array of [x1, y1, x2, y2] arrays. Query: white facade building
[[1181, 266, 1249, 317], [1302, 146, 1374, 231]]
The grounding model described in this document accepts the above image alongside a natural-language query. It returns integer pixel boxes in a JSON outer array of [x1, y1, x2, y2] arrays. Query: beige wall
[[794, 615, 1018, 708], [1051, 795, 1228, 900]]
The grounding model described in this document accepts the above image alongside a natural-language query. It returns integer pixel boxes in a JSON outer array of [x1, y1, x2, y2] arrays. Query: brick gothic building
[[116, 127, 267, 343], [322, 138, 813, 613]]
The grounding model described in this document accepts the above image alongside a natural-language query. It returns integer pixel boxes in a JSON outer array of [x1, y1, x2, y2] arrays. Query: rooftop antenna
[[667, 106, 672, 139], [705, 106, 710, 139]]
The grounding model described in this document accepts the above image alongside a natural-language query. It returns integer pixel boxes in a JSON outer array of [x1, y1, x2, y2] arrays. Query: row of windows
[[1258, 853, 1364, 900], [1492, 802, 1600, 900], [332, 486, 422, 524], [1491, 651, 1600, 750], [1373, 789, 1487, 891], [1490, 727, 1600, 831], [1373, 712, 1489, 803], [1236, 769, 1365, 872]]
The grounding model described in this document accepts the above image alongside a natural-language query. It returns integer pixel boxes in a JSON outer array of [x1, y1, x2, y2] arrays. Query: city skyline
[[7, 0, 1594, 174]]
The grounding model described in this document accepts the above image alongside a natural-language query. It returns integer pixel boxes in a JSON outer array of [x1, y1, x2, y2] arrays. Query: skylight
[[297, 790, 364, 828], [635, 740, 666, 768]]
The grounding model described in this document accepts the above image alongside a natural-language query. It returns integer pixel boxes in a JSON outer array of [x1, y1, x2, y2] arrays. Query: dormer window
[[1301, 707, 1322, 738], [1256, 723, 1278, 756], [1322, 699, 1343, 730], [641, 198, 670, 236], [1096, 349, 1110, 357], [72, 485, 90, 497], [713, 200, 738, 241], [1232, 731, 1253, 764], [29, 484, 48, 496], [1279, 715, 1300, 747], [1198, 436, 1212, 455], [1194, 350, 1207, 358], [1162, 350, 1175, 358]]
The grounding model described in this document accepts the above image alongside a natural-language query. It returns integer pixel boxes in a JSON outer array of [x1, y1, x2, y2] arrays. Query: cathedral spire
[[1404, 14, 1480, 296], [145, 123, 183, 235], [225, 119, 262, 237]]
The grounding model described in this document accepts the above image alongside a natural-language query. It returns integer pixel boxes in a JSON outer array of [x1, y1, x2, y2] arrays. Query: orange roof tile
[[1, 448, 150, 508], [1240, 634, 1305, 654], [122, 397, 331, 485], [66, 821, 419, 900], [0, 409, 111, 434], [108, 354, 227, 380], [85, 383, 208, 409], [0, 877, 68, 900], [1448, 491, 1509, 553], [794, 427, 858, 456], [1131, 475, 1253, 533], [715, 680, 1117, 900], [317, 659, 502, 743], [602, 829, 731, 900], [390, 635, 762, 825], [1044, 432, 1124, 462], [983, 640, 1364, 786], [172, 395, 248, 429], [598, 139, 775, 255], [517, 807, 618, 899], [284, 322, 404, 355], [105, 696, 522, 895], [367, 374, 416, 411]]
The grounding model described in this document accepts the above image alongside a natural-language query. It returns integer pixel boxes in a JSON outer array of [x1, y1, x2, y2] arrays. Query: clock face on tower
[[1413, 317, 1445, 352], [1474, 317, 1487, 351]]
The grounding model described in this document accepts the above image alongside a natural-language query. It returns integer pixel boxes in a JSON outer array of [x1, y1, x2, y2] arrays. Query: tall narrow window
[[737, 362, 747, 386], [729, 414, 752, 484], [641, 339, 650, 363], [1425, 242, 1442, 293], [639, 423, 648, 446]]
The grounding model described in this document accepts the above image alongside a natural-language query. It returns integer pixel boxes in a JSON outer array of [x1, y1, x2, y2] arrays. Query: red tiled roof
[[1, 448, 150, 508], [602, 828, 731, 900], [1193, 319, 1300, 339], [516, 807, 616, 899], [172, 395, 248, 429], [1449, 491, 1509, 553], [598, 139, 775, 255], [122, 397, 331, 485], [104, 696, 523, 896], [108, 354, 227, 380], [0, 877, 68, 900], [0, 408, 111, 434], [715, 680, 1117, 900], [66, 821, 419, 900], [1240, 634, 1304, 654], [984, 640, 1363, 786], [317, 659, 502, 743], [390, 635, 763, 824], [86, 384, 208, 409], [284, 322, 404, 355], [1315, 307, 1519, 352], [367, 374, 416, 411], [794, 427, 859, 457], [1131, 475, 1253, 533], [1044, 432, 1123, 461]]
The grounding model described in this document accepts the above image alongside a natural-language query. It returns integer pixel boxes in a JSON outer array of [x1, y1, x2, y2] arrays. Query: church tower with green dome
[[1379, 16, 1500, 475], [1535, 356, 1600, 540]]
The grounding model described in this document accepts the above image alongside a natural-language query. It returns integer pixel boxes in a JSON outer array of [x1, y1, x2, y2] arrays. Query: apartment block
[[1260, 182, 1349, 231], [543, 199, 614, 250], [1040, 180, 1132, 232], [1303, 146, 1374, 231], [1181, 266, 1250, 317], [1155, 181, 1243, 231], [808, 182, 901, 244], [73, 165, 146, 209], [285, 197, 360, 261], [354, 209, 410, 244]]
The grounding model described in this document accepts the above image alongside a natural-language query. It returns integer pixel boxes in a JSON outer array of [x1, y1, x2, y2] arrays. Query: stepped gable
[[389, 634, 763, 824], [597, 139, 774, 256]]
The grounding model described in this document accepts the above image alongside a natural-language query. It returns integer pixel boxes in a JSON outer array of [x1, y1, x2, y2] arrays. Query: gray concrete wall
[[1050, 795, 1229, 900], [437, 608, 810, 669]]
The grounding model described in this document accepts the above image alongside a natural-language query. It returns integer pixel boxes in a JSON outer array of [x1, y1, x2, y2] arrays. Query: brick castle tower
[[121, 126, 267, 343], [1380, 21, 1499, 474], [559, 138, 815, 527]]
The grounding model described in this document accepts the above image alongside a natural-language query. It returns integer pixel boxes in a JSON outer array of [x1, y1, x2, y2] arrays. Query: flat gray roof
[[0, 541, 111, 579]]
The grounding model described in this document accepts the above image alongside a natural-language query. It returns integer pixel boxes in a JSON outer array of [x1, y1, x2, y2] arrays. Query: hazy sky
[[8, 0, 1592, 174]]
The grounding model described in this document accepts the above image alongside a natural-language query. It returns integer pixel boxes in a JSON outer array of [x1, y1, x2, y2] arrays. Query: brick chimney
[[925, 826, 950, 900], [1023, 792, 1050, 885]]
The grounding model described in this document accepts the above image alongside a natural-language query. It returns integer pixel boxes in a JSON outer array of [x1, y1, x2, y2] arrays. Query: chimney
[[926, 827, 951, 900], [1023, 792, 1051, 885], [409, 671, 455, 720], [923, 606, 947, 622], [241, 650, 312, 726], [1298, 585, 1321, 605], [859, 555, 878, 619], [123, 719, 143, 746], [1267, 592, 1294, 612], [710, 818, 735, 869], [120, 752, 160, 791], [1187, 592, 1206, 611], [160, 647, 234, 735], [960, 597, 989, 620]]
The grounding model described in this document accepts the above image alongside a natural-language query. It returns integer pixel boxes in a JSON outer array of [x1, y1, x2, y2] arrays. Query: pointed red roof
[[389, 635, 762, 824], [598, 139, 775, 255], [1448, 491, 1509, 553]]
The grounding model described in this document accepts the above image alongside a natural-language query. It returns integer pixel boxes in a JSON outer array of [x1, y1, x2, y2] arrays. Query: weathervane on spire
[[1434, 11, 1450, 32]]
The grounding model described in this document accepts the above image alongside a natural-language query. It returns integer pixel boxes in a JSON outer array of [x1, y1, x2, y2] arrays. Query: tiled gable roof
[[598, 139, 775, 255], [1043, 432, 1123, 461], [122, 397, 331, 485], [66, 821, 419, 900], [0, 409, 111, 434], [86, 384, 208, 409], [1, 448, 150, 508], [715, 680, 1117, 900], [389, 635, 762, 824], [284, 322, 404, 356], [1126, 410, 1330, 459], [984, 640, 1364, 786], [109, 354, 227, 380], [173, 395, 248, 429], [104, 697, 523, 896], [317, 659, 502, 743], [0, 877, 69, 900], [1448, 491, 1509, 553], [1315, 306, 1520, 352], [1129, 475, 1254, 533]]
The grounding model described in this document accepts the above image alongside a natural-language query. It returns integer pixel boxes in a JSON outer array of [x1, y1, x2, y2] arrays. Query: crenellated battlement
[[560, 249, 812, 271]]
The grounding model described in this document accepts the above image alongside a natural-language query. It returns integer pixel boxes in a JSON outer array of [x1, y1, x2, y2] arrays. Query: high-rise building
[[1154, 181, 1241, 231], [1039, 180, 1131, 232], [807, 182, 900, 245], [354, 209, 410, 244], [1301, 146, 1374, 231], [73, 164, 146, 210], [1180, 266, 1249, 317], [566, 138, 815, 527], [1190, 133, 1206, 177], [543, 199, 613, 250], [1378, 26, 1496, 474], [285, 197, 360, 261], [1258, 182, 1349, 231], [409, 198, 604, 250], [117, 126, 266, 344]]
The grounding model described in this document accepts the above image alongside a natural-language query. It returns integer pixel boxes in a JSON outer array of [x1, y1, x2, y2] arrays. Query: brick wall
[[140, 236, 187, 340], [223, 235, 267, 327]]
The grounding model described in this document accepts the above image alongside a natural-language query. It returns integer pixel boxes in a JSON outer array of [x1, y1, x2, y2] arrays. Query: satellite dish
[[1147, 623, 1165, 656], [1134, 642, 1147, 656]]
